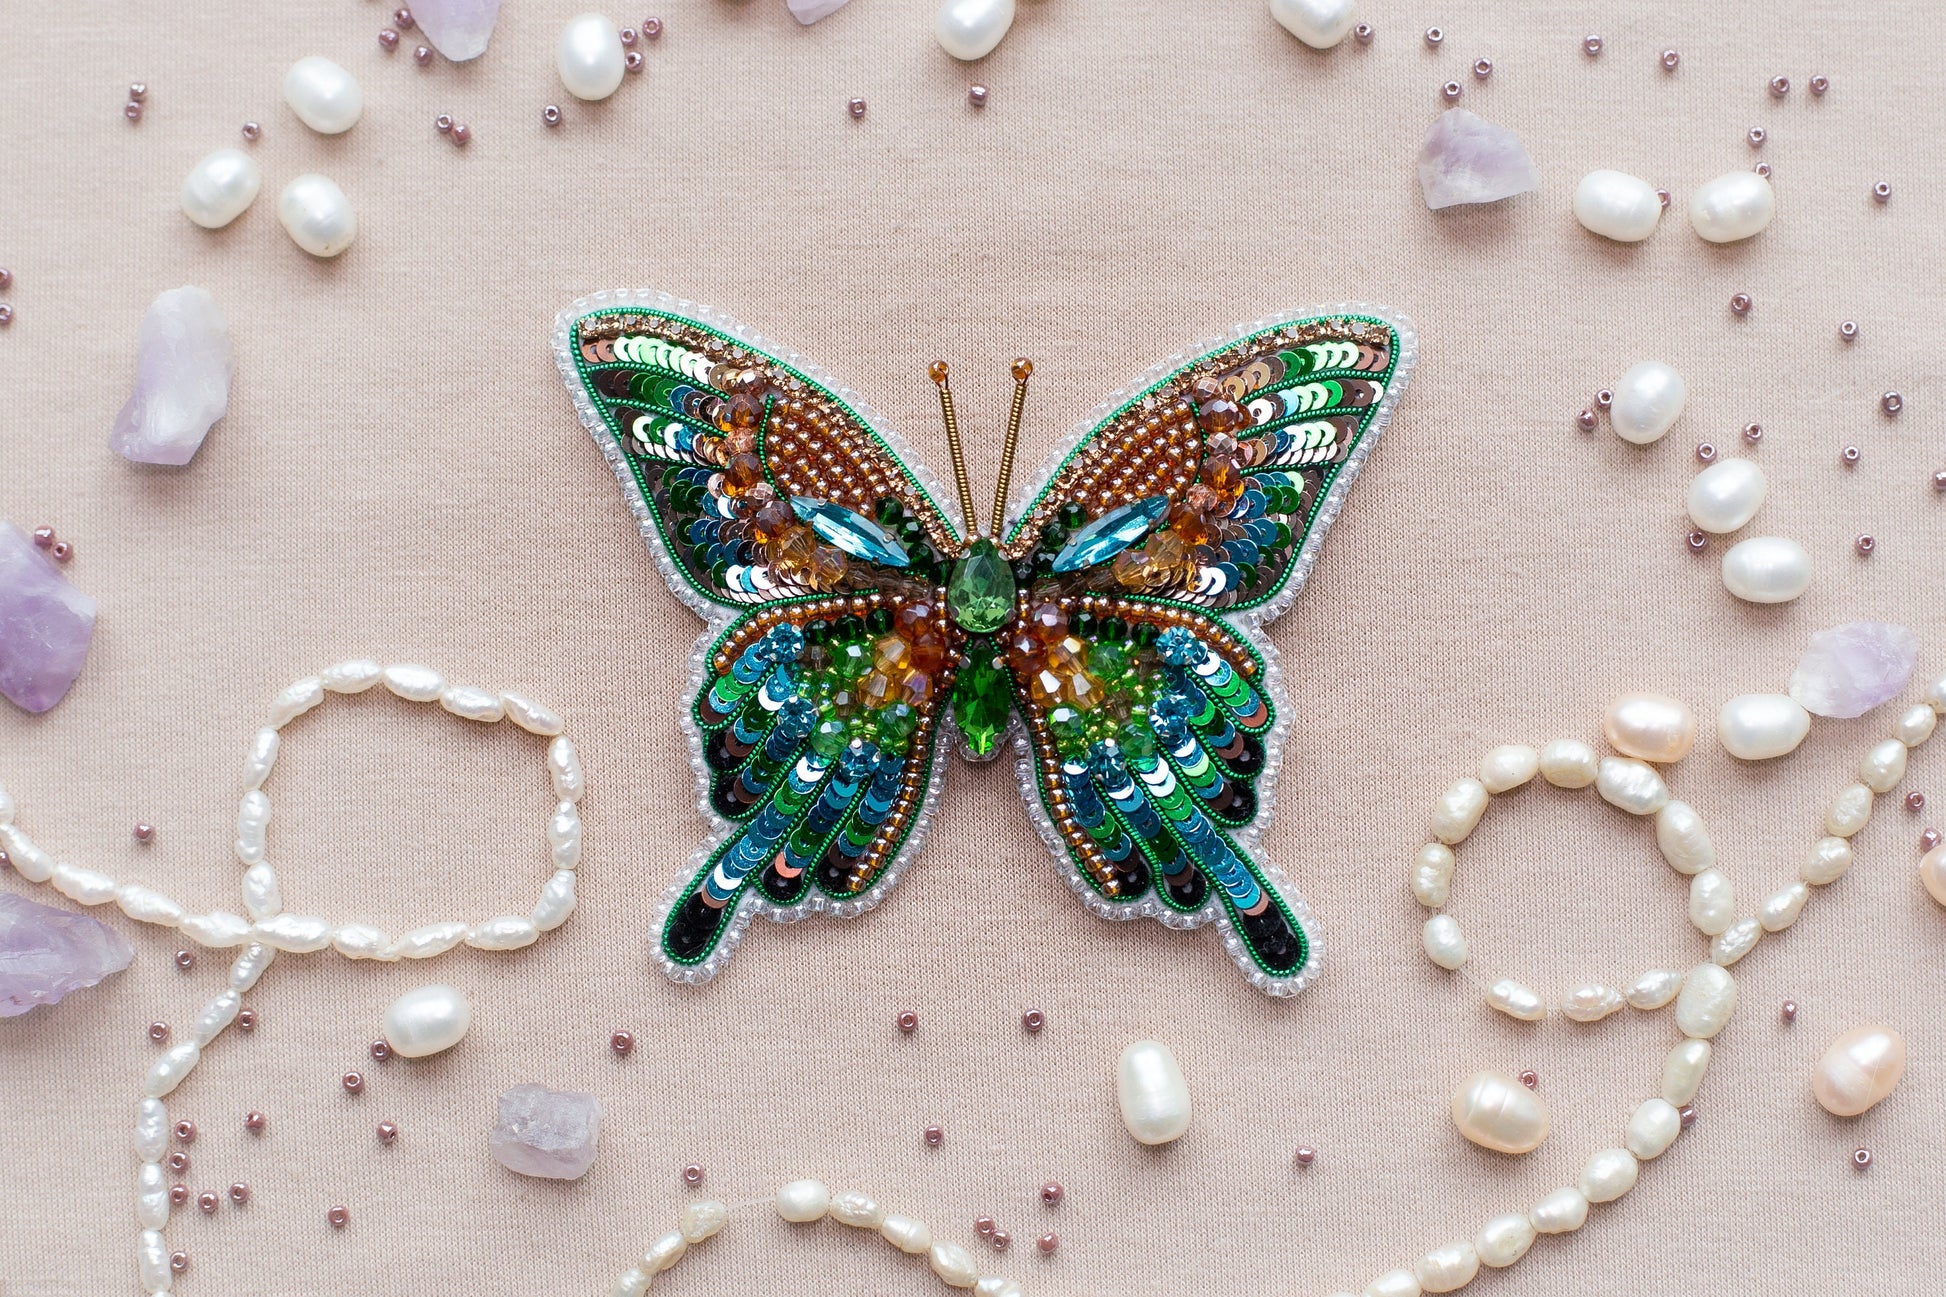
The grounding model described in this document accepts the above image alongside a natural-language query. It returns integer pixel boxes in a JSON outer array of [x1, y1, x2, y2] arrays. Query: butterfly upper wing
[[993, 307, 1415, 995], [554, 292, 965, 981]]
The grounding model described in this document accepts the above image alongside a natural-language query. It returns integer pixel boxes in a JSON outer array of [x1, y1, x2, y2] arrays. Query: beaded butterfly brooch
[[554, 292, 1415, 995]]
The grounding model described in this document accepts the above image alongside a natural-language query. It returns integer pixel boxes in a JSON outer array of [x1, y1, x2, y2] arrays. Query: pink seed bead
[[1882, 391, 1903, 414], [624, 49, 644, 72], [1853, 1147, 1872, 1169], [991, 1229, 1012, 1252], [1354, 22, 1374, 44], [1040, 1181, 1063, 1206], [1810, 75, 1829, 95], [50, 540, 71, 562], [1583, 34, 1602, 56], [435, 113, 454, 133], [1424, 26, 1443, 45], [1518, 1069, 1539, 1089], [379, 28, 400, 50], [1661, 48, 1680, 70], [976, 1216, 996, 1237], [451, 122, 471, 145], [170, 1251, 189, 1274], [29, 527, 51, 548], [1839, 320, 1858, 341], [124, 101, 143, 122], [1472, 58, 1492, 80], [681, 1162, 704, 1187], [133, 822, 155, 843], [173, 1120, 196, 1144], [1575, 408, 1597, 433], [1742, 422, 1763, 445], [1293, 1145, 1317, 1167], [342, 1071, 364, 1095], [544, 104, 563, 126], [968, 84, 989, 108], [924, 1124, 944, 1149], [1679, 1104, 1698, 1129], [1021, 1008, 1045, 1033], [228, 1182, 249, 1205], [1854, 534, 1875, 556], [1696, 443, 1717, 463], [241, 121, 261, 141], [642, 16, 663, 38], [1781, 999, 1798, 1023], [1922, 828, 1942, 851], [897, 1010, 918, 1033], [1747, 127, 1766, 147], [1730, 293, 1752, 315], [394, 8, 415, 29], [237, 1008, 256, 1031], [1754, 162, 1772, 178], [1595, 388, 1614, 409], [168, 1151, 190, 1173], [1907, 792, 1927, 812], [377, 1121, 399, 1144], [1934, 468, 1946, 493], [149, 1021, 170, 1044], [620, 25, 638, 45], [1873, 181, 1891, 202], [1655, 187, 1671, 208], [174, 949, 195, 970], [414, 45, 433, 65], [129, 82, 148, 101], [610, 1030, 634, 1057], [1769, 75, 1790, 97], [245, 1111, 267, 1134], [0, 304, 14, 325], [1441, 80, 1462, 103], [369, 1040, 392, 1062], [169, 1184, 189, 1205], [848, 96, 867, 120], [1687, 530, 1709, 554], [329, 1205, 350, 1229], [0, 268, 11, 290], [1842, 445, 1862, 466], [1037, 1232, 1059, 1255]]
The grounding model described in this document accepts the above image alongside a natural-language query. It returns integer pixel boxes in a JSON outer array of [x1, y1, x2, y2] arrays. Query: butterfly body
[[555, 292, 1415, 995]]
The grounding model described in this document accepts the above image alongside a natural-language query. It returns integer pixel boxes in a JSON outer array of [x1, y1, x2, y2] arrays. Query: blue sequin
[[1049, 495, 1170, 573]]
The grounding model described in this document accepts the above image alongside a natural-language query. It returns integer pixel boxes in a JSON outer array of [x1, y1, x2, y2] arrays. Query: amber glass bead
[[1011, 357, 1034, 381], [1145, 531, 1188, 571], [752, 500, 797, 543], [898, 670, 933, 706], [874, 635, 913, 675], [928, 360, 949, 385], [1199, 455, 1242, 500], [1167, 502, 1211, 546], [857, 671, 895, 708], [1046, 635, 1088, 675], [1008, 628, 1044, 671], [810, 548, 849, 589], [1067, 671, 1104, 712], [1028, 668, 1065, 708], [1189, 376, 1222, 402], [771, 526, 818, 575], [907, 632, 948, 674], [1027, 600, 1067, 642], [724, 453, 765, 494], [727, 393, 763, 429]]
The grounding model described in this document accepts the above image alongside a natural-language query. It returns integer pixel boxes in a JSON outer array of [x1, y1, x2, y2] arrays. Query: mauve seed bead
[[31, 526, 53, 547], [149, 1021, 170, 1044], [130, 82, 148, 101], [681, 1162, 704, 1187], [924, 1124, 944, 1149], [992, 1229, 1012, 1252], [620, 25, 638, 44], [1840, 320, 1858, 341], [0, 848, 9, 869], [848, 96, 866, 120], [1731, 292, 1752, 316], [241, 121, 261, 141], [1022, 1008, 1045, 1032], [610, 1030, 634, 1057], [0, 305, 10, 327], [1873, 181, 1891, 202], [133, 822, 155, 843], [175, 949, 195, 971], [1855, 535, 1876, 556], [1575, 408, 1597, 433], [245, 1111, 267, 1134], [396, 7, 415, 28], [1038, 1232, 1059, 1255], [1441, 80, 1462, 103], [174, 1120, 196, 1144], [170, 1251, 189, 1274], [1934, 469, 1946, 493], [377, 1121, 399, 1144], [197, 1190, 218, 1214], [1754, 162, 1772, 178], [451, 122, 471, 145], [1583, 34, 1602, 56], [369, 1040, 391, 1062], [1747, 127, 1766, 147], [1697, 442, 1718, 463], [229, 1182, 249, 1205], [1769, 75, 1790, 97], [976, 1216, 996, 1238], [170, 1184, 189, 1206], [1843, 445, 1862, 466], [1687, 530, 1709, 553], [1424, 26, 1443, 46], [1655, 188, 1671, 208], [124, 101, 143, 123], [435, 113, 453, 133], [329, 1205, 350, 1229], [168, 1151, 190, 1173], [625, 48, 644, 72], [897, 1010, 918, 1033], [1853, 1147, 1872, 1170], [1595, 388, 1614, 409], [1781, 999, 1798, 1023], [1882, 391, 1903, 414], [379, 28, 400, 50], [643, 16, 663, 38], [968, 84, 989, 107], [1518, 1069, 1539, 1089], [342, 1071, 364, 1095], [1679, 1104, 1698, 1129], [1354, 22, 1373, 44], [1906, 792, 1926, 812], [1742, 422, 1763, 445], [1924, 828, 1943, 851], [1661, 48, 1680, 70], [50, 541, 71, 562], [1040, 1181, 1063, 1206], [1472, 58, 1492, 79], [0, 269, 11, 290], [414, 44, 433, 66], [1811, 75, 1829, 95], [544, 104, 562, 126], [1293, 1145, 1317, 1167]]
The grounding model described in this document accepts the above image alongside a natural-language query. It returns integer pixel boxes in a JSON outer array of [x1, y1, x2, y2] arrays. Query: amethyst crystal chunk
[[109, 286, 234, 466], [0, 521, 97, 713], [411, 0, 503, 61], [1417, 109, 1541, 209], [0, 893, 135, 1016], [491, 1084, 601, 1180], [1789, 621, 1921, 718]]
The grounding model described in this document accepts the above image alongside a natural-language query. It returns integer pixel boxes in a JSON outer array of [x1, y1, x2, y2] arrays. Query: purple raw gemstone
[[109, 286, 234, 467], [491, 1084, 601, 1180], [410, 0, 502, 61], [0, 522, 97, 713], [1789, 621, 1922, 718], [1417, 108, 1541, 209], [0, 893, 135, 1016]]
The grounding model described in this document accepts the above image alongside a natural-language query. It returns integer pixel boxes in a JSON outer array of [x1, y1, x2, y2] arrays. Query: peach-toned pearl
[[1812, 1025, 1907, 1117], [1604, 693, 1696, 763], [1450, 1071, 1550, 1154]]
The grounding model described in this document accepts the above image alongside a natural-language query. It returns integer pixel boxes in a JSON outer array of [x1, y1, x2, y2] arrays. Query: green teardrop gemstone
[[950, 645, 1011, 758], [946, 538, 1015, 634]]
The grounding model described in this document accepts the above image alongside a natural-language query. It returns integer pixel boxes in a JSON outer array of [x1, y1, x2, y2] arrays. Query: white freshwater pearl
[[1596, 758, 1669, 815], [1450, 1071, 1550, 1154], [1429, 777, 1488, 844], [140, 1228, 172, 1293], [242, 727, 280, 790], [145, 1043, 202, 1098], [227, 942, 274, 991], [181, 148, 262, 229], [331, 924, 392, 960], [1528, 1187, 1588, 1235], [136, 1097, 170, 1162], [118, 885, 184, 927], [1711, 917, 1762, 967], [1929, 674, 1946, 714], [1415, 1241, 1479, 1293], [236, 789, 271, 864], [1538, 739, 1599, 788], [1920, 845, 1946, 907], [1662, 1039, 1712, 1105], [1269, 0, 1357, 49], [935, 0, 1015, 60], [52, 863, 117, 905], [1421, 915, 1468, 970], [975, 1282, 1023, 1297], [1625, 1098, 1682, 1159], [441, 685, 504, 723], [775, 1179, 830, 1223], [269, 676, 324, 727], [383, 984, 472, 1058], [880, 1213, 932, 1254], [1760, 882, 1810, 931], [255, 912, 332, 952], [532, 870, 577, 931], [388, 921, 468, 959], [1688, 868, 1735, 936], [1603, 693, 1696, 763], [1689, 170, 1775, 243], [466, 916, 538, 950], [502, 692, 565, 736], [549, 736, 585, 803], [1625, 968, 1684, 1010], [1717, 694, 1811, 760], [1364, 1269, 1423, 1297], [192, 990, 240, 1045], [1474, 1212, 1536, 1268], [383, 663, 444, 702], [1721, 537, 1811, 604], [614, 1269, 648, 1297], [277, 174, 357, 258], [1577, 1148, 1639, 1203], [642, 1231, 686, 1273], [1574, 169, 1662, 242], [558, 14, 627, 100], [1895, 703, 1937, 747], [1812, 1025, 1907, 1117], [827, 1190, 885, 1229], [282, 56, 363, 134], [930, 1241, 981, 1288], [321, 658, 384, 693], [680, 1200, 728, 1241], [1486, 978, 1546, 1021], [1562, 983, 1624, 1022], [0, 824, 50, 882], [1412, 842, 1455, 908], [1859, 738, 1909, 793], [1686, 458, 1766, 533], [241, 863, 281, 920], [1654, 801, 1713, 875], [138, 1160, 171, 1229], [1676, 963, 1737, 1039], [1117, 1039, 1192, 1144], [1825, 782, 1874, 837], [1478, 744, 1539, 793], [1609, 361, 1687, 445], [1802, 836, 1854, 886], [550, 800, 582, 870], [181, 911, 253, 947]]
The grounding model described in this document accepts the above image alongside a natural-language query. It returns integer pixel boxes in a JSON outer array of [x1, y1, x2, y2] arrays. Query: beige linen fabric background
[[3, 1, 1944, 1293]]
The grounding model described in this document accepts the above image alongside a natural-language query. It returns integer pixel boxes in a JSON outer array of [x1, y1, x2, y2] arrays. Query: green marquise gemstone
[[946, 538, 1015, 634], [951, 647, 1011, 757]]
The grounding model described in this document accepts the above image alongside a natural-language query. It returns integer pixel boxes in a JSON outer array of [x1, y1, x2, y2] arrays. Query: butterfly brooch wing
[[554, 293, 1415, 995]]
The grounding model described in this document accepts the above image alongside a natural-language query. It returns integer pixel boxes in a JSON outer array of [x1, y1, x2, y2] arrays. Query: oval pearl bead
[[1577, 1148, 1639, 1203], [935, 0, 1016, 60], [1429, 777, 1488, 844], [1609, 361, 1687, 444], [1478, 744, 1539, 793], [642, 1231, 686, 1272], [1662, 1039, 1712, 1105], [828, 1190, 885, 1229], [181, 148, 263, 230], [1895, 703, 1937, 747], [1689, 171, 1776, 243], [382, 984, 472, 1058], [1574, 169, 1663, 242], [1676, 963, 1737, 1039], [775, 1179, 830, 1223], [321, 658, 383, 693], [1528, 1187, 1588, 1235], [278, 174, 357, 258], [1686, 458, 1766, 533], [880, 1213, 932, 1254], [1825, 782, 1874, 837], [1562, 983, 1624, 1023], [1688, 868, 1735, 936], [1473, 1212, 1535, 1268], [1117, 1040, 1191, 1144], [282, 56, 363, 134], [1717, 694, 1811, 760], [1626, 968, 1684, 1010], [1538, 739, 1599, 788], [1415, 1242, 1479, 1293], [1721, 537, 1811, 604], [1625, 1098, 1682, 1159], [1596, 758, 1669, 815], [1813, 1025, 1907, 1116], [1269, 0, 1357, 49], [680, 1200, 726, 1241], [1421, 915, 1468, 970], [1654, 801, 1714, 874], [1412, 843, 1455, 908], [1859, 738, 1909, 793], [1922, 845, 1946, 908], [1759, 882, 1810, 932], [1450, 1071, 1550, 1154], [1604, 693, 1695, 763], [930, 1241, 981, 1288], [1802, 836, 1854, 885], [1712, 917, 1762, 967], [1486, 978, 1546, 1022], [559, 13, 626, 101], [1364, 1269, 1422, 1297]]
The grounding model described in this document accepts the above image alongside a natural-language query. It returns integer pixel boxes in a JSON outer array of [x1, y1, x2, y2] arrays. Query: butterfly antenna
[[991, 357, 1032, 540], [929, 360, 980, 539]]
